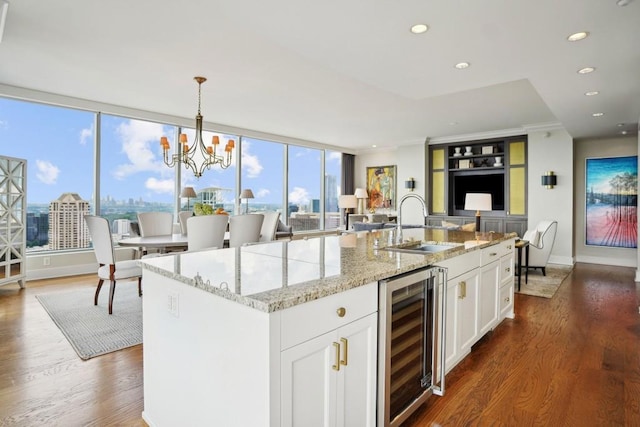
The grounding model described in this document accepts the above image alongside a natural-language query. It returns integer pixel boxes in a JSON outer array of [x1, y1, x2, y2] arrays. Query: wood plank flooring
[[0, 263, 638, 426]]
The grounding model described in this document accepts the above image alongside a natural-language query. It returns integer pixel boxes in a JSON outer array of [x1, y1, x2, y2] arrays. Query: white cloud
[[327, 151, 341, 162], [289, 187, 309, 205], [79, 127, 92, 145], [145, 177, 174, 194], [113, 119, 166, 179], [242, 143, 263, 178], [35, 160, 60, 185], [256, 188, 270, 198], [0, 120, 8, 130]]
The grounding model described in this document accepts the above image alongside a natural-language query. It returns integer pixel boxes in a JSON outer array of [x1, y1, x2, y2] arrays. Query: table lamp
[[354, 188, 368, 215], [180, 186, 197, 210], [338, 195, 358, 229], [464, 193, 492, 232], [239, 188, 254, 214]]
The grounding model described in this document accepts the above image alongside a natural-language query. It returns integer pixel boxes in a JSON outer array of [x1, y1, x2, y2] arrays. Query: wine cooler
[[378, 266, 447, 426]]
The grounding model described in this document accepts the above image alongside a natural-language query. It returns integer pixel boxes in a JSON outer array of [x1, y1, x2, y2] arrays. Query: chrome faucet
[[396, 193, 428, 243]]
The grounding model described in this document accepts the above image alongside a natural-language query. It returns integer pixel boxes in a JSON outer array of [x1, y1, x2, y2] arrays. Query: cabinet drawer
[[481, 239, 515, 265], [499, 281, 514, 318], [280, 282, 377, 350], [437, 250, 480, 279], [480, 245, 502, 265], [500, 255, 514, 282]]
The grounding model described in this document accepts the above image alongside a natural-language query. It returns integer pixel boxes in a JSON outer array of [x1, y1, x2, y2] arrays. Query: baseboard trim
[[575, 255, 637, 268]]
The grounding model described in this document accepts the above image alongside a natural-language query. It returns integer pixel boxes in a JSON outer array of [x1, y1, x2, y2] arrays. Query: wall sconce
[[541, 171, 557, 189], [404, 177, 416, 191]]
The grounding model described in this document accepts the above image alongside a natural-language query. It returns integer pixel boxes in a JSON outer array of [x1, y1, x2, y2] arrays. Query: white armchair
[[522, 220, 558, 276]]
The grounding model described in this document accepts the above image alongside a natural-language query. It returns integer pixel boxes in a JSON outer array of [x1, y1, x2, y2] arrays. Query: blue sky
[[0, 97, 342, 206]]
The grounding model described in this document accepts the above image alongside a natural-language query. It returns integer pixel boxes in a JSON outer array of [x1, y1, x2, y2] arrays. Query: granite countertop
[[139, 227, 515, 313]]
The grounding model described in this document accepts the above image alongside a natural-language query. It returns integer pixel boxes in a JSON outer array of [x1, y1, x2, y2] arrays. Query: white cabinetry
[[438, 238, 516, 373], [281, 313, 377, 427], [0, 156, 26, 289], [439, 250, 480, 371]]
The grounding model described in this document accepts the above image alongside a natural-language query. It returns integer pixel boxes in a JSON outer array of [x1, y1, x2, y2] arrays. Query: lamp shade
[[338, 195, 358, 209], [239, 189, 254, 199], [354, 188, 368, 199], [464, 193, 492, 211], [180, 186, 197, 198]]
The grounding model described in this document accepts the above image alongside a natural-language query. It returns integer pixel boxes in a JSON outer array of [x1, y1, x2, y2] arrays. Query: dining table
[[118, 232, 230, 253]]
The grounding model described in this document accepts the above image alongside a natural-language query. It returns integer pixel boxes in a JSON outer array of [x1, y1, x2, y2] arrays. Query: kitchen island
[[139, 228, 515, 427]]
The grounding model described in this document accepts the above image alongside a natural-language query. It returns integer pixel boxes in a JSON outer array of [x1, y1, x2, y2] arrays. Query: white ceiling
[[1, 0, 639, 152]]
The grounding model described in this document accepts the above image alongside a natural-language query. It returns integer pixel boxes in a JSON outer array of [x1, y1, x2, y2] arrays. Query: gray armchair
[[275, 219, 293, 239]]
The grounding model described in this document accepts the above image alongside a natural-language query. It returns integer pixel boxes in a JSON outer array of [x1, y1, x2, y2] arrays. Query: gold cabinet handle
[[340, 337, 348, 366], [505, 297, 510, 303], [505, 267, 511, 273], [458, 281, 466, 299], [489, 252, 498, 257], [332, 342, 341, 371], [336, 307, 346, 317], [507, 245, 512, 250]]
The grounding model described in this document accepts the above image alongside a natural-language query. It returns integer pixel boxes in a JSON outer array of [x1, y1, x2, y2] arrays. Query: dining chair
[[137, 212, 174, 254], [137, 212, 174, 236], [229, 214, 264, 248], [85, 215, 142, 315], [179, 211, 193, 235], [187, 215, 228, 251], [257, 211, 280, 242]]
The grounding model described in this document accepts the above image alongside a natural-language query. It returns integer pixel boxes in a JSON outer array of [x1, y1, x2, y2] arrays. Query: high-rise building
[[48, 193, 90, 250], [113, 219, 131, 236]]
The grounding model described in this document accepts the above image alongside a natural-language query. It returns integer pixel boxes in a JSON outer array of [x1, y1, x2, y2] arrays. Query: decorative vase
[[464, 146, 473, 156], [454, 147, 461, 156]]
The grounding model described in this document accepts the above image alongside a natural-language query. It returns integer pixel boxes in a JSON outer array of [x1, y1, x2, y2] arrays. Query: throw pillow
[[460, 222, 476, 232], [441, 220, 461, 229]]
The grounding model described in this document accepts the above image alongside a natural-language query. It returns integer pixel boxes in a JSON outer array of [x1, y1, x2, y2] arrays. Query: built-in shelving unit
[[0, 156, 27, 289], [428, 136, 527, 236]]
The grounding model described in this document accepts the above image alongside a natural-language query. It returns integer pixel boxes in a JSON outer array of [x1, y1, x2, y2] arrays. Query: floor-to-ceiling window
[[288, 146, 322, 232], [1, 95, 347, 257], [240, 137, 285, 215], [100, 114, 178, 237], [0, 97, 94, 252]]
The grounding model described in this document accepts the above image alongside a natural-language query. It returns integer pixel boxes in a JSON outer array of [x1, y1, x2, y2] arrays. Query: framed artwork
[[366, 165, 396, 210], [585, 156, 637, 248]]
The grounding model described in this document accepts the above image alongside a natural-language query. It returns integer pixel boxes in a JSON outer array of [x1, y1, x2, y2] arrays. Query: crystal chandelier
[[160, 76, 234, 178]]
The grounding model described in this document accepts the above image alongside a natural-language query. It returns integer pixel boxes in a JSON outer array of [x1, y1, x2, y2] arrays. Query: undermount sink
[[383, 242, 460, 255]]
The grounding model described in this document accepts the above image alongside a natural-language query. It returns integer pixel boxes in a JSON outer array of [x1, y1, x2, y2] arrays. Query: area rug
[[515, 265, 573, 299], [36, 284, 142, 360]]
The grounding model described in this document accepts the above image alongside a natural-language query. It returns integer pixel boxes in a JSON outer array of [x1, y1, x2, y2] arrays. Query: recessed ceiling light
[[454, 62, 470, 69], [372, 144, 377, 148], [449, 121, 458, 126], [578, 67, 595, 74], [621, 130, 629, 135], [616, 0, 631, 6], [567, 31, 589, 42], [585, 91, 599, 96], [410, 24, 429, 34], [592, 112, 604, 117], [617, 123, 625, 127]]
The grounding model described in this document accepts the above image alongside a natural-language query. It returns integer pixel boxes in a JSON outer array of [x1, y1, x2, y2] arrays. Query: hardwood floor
[[0, 263, 638, 426]]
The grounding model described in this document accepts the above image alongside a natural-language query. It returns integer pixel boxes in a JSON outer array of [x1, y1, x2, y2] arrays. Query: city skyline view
[[0, 97, 342, 208]]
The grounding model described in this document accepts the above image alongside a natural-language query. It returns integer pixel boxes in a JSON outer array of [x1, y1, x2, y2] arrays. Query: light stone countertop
[[139, 227, 516, 313]]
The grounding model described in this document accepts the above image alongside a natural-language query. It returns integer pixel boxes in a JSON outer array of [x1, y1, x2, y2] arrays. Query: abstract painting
[[366, 165, 396, 211], [585, 156, 637, 248]]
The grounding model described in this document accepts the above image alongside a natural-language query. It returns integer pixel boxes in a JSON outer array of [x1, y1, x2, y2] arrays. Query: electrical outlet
[[167, 292, 179, 318], [43, 257, 50, 266]]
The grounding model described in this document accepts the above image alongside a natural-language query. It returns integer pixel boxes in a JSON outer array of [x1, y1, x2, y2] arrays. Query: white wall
[[357, 130, 577, 267], [527, 129, 574, 266], [355, 144, 426, 225], [574, 135, 638, 268]]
